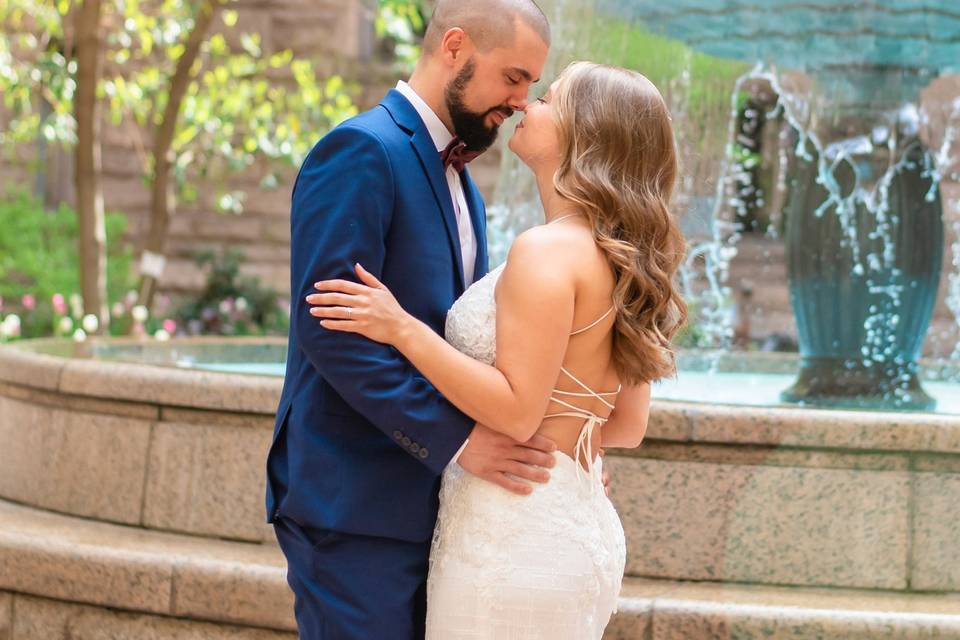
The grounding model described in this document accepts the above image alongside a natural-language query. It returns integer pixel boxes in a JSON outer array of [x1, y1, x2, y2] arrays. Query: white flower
[[72, 328, 87, 342], [235, 297, 249, 312], [59, 316, 74, 334], [131, 305, 149, 323], [154, 329, 171, 341], [2, 314, 21, 338], [82, 314, 99, 333]]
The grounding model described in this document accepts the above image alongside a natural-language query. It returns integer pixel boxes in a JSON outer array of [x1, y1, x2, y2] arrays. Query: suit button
[[402, 436, 412, 447], [418, 448, 429, 459], [393, 430, 403, 441], [410, 443, 420, 453]]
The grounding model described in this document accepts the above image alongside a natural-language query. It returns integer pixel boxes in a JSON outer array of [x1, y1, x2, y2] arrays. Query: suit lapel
[[461, 168, 489, 282], [380, 90, 466, 295]]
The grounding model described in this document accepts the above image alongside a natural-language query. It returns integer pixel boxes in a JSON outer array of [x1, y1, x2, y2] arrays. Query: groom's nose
[[507, 94, 528, 112]]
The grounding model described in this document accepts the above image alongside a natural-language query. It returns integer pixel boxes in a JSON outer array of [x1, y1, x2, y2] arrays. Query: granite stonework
[[0, 499, 293, 628], [641, 580, 960, 639], [606, 456, 911, 590], [143, 420, 275, 541], [0, 593, 10, 640], [912, 471, 960, 591], [9, 594, 297, 640], [3, 495, 960, 638], [0, 395, 152, 524]]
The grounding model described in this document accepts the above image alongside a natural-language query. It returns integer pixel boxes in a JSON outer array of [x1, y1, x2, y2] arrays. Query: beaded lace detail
[[427, 260, 627, 640]]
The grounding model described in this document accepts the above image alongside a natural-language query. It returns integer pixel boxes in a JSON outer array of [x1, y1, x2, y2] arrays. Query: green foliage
[[0, 0, 358, 212], [375, 0, 428, 71], [174, 249, 288, 336], [0, 189, 133, 338]]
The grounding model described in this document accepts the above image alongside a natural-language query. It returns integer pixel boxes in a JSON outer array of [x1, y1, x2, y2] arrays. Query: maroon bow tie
[[440, 137, 481, 172]]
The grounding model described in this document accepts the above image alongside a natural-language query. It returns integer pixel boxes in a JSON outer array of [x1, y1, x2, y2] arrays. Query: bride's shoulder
[[498, 225, 583, 292], [506, 223, 589, 268]]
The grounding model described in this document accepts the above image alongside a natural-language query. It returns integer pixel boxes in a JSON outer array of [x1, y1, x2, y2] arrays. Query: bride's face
[[508, 79, 561, 168]]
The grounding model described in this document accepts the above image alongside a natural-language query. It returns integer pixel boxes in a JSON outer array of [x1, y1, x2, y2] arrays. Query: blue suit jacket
[[265, 90, 489, 543]]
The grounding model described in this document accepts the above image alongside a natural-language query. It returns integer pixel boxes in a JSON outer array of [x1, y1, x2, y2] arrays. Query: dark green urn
[[780, 140, 944, 410]]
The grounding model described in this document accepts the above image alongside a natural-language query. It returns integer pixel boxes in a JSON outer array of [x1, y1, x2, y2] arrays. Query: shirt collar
[[395, 80, 454, 152]]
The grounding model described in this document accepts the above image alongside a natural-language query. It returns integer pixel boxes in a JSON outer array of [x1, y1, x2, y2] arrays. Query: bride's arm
[[309, 229, 575, 442], [599, 383, 651, 449]]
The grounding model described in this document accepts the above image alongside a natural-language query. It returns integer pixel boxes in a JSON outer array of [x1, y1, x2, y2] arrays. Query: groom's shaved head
[[423, 0, 550, 54]]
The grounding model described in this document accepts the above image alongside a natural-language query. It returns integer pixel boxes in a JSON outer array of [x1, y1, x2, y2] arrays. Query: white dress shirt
[[395, 81, 477, 287], [395, 81, 476, 465]]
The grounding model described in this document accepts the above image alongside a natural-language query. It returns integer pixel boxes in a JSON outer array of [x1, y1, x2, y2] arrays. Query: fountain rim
[[2, 337, 959, 455]]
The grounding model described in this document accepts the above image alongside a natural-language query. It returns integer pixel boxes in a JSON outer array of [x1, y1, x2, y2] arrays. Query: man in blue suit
[[265, 1, 553, 637]]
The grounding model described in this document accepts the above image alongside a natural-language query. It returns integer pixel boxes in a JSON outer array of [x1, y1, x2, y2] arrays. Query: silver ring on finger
[[346, 307, 353, 318]]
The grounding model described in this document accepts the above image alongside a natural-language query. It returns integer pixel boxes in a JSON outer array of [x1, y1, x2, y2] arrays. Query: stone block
[[10, 594, 297, 640], [143, 422, 273, 541], [244, 185, 293, 219], [644, 404, 691, 441], [101, 175, 150, 213], [607, 456, 910, 589], [58, 356, 282, 414], [194, 213, 264, 242], [239, 262, 289, 292], [912, 470, 960, 590], [0, 397, 52, 505], [0, 592, 10, 640], [0, 345, 64, 391], [649, 583, 960, 639], [172, 559, 295, 630], [687, 403, 946, 453], [0, 396, 151, 523], [262, 218, 291, 244], [0, 532, 172, 614]]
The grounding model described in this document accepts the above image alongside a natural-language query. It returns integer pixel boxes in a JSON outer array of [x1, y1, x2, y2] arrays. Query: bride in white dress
[[308, 61, 687, 639]]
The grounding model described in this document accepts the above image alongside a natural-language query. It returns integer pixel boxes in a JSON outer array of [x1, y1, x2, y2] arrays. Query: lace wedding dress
[[425, 262, 627, 640]]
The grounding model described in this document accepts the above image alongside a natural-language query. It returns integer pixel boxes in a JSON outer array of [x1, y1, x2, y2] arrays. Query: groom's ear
[[439, 27, 470, 64]]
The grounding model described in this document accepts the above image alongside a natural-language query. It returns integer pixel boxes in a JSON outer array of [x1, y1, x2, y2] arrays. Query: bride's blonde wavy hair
[[552, 61, 687, 384]]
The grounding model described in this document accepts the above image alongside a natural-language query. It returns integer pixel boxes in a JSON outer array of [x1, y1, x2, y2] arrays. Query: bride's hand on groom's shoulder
[[307, 263, 413, 346], [457, 424, 558, 496]]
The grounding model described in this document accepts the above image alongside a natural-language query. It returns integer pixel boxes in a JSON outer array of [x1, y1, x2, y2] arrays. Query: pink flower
[[162, 318, 177, 334], [52, 293, 67, 315]]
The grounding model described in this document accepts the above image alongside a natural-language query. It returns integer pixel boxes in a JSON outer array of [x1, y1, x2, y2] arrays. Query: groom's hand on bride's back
[[457, 424, 557, 496]]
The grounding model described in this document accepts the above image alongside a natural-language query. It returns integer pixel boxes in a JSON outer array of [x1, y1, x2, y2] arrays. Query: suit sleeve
[[289, 124, 473, 475]]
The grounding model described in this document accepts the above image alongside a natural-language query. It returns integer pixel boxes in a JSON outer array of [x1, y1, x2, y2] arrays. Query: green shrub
[[0, 188, 134, 338], [175, 249, 289, 336]]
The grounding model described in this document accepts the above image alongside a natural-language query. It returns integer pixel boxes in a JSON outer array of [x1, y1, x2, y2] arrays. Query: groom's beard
[[445, 59, 513, 154]]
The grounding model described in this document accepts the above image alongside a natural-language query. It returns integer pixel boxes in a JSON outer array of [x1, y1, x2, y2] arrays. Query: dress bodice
[[444, 263, 505, 366]]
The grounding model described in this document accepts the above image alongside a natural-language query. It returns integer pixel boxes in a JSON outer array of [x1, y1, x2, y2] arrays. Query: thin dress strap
[[569, 305, 615, 336]]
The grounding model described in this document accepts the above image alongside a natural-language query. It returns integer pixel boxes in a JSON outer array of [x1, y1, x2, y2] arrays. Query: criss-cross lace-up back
[[543, 313, 621, 487]]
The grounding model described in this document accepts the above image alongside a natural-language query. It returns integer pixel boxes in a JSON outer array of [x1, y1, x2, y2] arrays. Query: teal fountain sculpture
[[611, 0, 960, 410]]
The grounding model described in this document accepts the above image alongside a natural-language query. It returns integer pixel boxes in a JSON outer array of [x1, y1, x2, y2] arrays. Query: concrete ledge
[[0, 500, 294, 631], [6, 593, 296, 640], [0, 346, 64, 392], [2, 497, 959, 639], [606, 579, 960, 639]]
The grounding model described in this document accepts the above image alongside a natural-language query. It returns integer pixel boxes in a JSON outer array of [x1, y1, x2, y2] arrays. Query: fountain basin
[[0, 337, 957, 594]]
